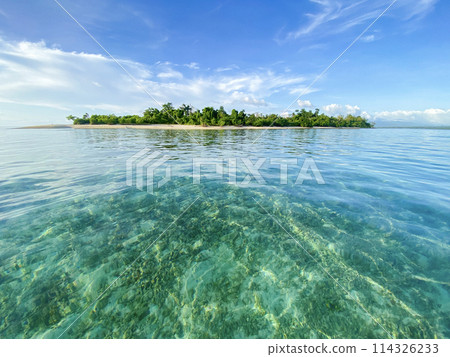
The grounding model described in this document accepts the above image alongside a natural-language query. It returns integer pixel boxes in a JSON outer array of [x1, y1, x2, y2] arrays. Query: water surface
[[0, 127, 449, 338]]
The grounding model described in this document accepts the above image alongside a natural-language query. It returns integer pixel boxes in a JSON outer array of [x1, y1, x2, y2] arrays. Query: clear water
[[0, 127, 449, 338]]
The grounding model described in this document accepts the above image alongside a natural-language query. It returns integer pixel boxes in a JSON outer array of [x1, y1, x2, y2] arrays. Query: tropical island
[[66, 103, 373, 128]]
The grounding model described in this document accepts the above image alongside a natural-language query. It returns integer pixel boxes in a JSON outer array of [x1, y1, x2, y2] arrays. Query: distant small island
[[66, 103, 373, 128]]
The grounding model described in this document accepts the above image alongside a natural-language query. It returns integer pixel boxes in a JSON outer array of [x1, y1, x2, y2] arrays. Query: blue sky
[[0, 0, 449, 126]]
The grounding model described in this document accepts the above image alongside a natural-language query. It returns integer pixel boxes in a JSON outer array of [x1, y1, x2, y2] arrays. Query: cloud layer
[[302, 101, 450, 126], [0, 37, 312, 125], [373, 108, 450, 126], [0, 36, 448, 127]]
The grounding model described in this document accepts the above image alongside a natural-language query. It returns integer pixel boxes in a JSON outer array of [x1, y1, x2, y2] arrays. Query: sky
[[0, 0, 449, 126]]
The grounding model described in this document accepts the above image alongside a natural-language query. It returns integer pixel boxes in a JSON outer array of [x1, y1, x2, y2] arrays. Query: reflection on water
[[0, 128, 449, 338]]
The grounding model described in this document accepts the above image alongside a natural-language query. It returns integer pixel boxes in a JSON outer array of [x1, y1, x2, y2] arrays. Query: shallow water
[[0, 127, 449, 338]]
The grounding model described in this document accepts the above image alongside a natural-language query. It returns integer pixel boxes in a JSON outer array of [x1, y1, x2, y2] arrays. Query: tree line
[[67, 103, 373, 128]]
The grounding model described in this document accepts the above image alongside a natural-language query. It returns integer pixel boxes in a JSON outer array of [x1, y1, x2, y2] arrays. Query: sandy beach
[[21, 124, 360, 130], [72, 124, 309, 130]]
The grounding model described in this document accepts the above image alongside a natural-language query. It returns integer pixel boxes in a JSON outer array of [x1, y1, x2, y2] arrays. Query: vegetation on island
[[67, 103, 373, 128]]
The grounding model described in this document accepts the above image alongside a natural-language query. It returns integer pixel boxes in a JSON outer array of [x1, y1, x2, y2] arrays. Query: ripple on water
[[0, 128, 449, 338]]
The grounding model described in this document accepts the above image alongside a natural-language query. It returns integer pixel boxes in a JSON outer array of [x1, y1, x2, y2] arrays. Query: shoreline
[[20, 124, 364, 130]]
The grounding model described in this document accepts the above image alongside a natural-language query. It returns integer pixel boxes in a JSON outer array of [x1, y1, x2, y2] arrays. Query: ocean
[[0, 127, 448, 338]]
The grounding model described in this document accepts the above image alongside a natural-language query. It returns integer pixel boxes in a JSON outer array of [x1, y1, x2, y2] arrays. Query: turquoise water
[[0, 127, 449, 338]]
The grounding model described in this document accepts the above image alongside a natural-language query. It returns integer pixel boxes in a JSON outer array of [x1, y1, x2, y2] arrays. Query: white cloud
[[404, 0, 438, 20], [284, 0, 343, 40], [322, 103, 362, 116], [361, 111, 372, 119], [184, 62, 199, 70], [322, 103, 342, 116], [2, 37, 447, 128], [150, 71, 306, 110], [216, 65, 240, 72], [277, 0, 437, 43], [0, 97, 70, 111], [157, 69, 183, 79], [0, 37, 155, 125], [297, 99, 313, 108], [229, 92, 267, 106], [373, 108, 450, 125], [289, 87, 317, 95], [344, 104, 361, 115], [0, 37, 309, 125], [361, 34, 375, 42], [320, 104, 450, 125]]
